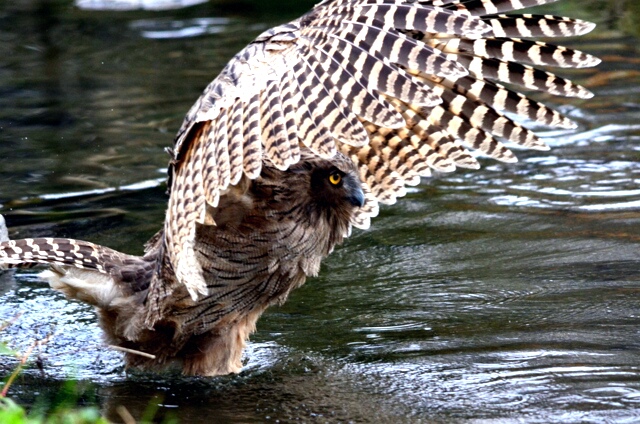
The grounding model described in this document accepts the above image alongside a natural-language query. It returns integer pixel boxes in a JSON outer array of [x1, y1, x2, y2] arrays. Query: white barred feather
[[68, 0, 606, 298]]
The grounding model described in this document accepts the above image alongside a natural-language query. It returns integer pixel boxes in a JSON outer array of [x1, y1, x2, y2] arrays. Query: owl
[[0, 0, 599, 376]]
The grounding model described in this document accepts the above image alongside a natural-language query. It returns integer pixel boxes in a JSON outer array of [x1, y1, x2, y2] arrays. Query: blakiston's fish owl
[[0, 0, 599, 376]]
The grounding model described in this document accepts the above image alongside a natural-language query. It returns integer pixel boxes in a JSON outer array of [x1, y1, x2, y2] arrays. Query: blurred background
[[0, 0, 638, 422]]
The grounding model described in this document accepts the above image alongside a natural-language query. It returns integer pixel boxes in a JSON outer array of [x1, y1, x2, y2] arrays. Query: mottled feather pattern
[[176, 149, 361, 330], [242, 93, 264, 179], [166, 0, 599, 256], [162, 121, 209, 304], [227, 98, 246, 186], [0, 0, 599, 376]]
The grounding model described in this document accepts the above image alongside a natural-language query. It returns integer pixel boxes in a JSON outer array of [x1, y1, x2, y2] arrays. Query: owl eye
[[328, 172, 342, 186]]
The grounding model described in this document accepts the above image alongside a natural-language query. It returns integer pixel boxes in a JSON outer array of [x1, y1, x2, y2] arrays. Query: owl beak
[[347, 185, 365, 208]]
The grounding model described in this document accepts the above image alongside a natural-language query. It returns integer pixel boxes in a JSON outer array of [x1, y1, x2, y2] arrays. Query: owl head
[[293, 150, 365, 209], [257, 149, 366, 245]]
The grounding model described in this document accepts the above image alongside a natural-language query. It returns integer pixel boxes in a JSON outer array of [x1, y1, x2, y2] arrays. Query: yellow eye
[[329, 172, 342, 186]]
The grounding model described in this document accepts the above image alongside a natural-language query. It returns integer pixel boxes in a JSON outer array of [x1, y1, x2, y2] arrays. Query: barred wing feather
[[164, 0, 599, 300]]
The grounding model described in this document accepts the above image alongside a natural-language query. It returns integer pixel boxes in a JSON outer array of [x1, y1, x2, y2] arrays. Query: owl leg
[[180, 308, 264, 376]]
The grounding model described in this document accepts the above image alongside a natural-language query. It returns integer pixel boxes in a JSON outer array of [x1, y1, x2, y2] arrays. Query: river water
[[0, 0, 638, 422]]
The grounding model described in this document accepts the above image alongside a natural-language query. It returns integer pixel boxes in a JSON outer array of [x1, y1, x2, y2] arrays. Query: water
[[0, 0, 639, 422]]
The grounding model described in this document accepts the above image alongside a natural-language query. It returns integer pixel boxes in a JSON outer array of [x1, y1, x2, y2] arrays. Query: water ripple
[[130, 17, 231, 39], [76, 0, 208, 11]]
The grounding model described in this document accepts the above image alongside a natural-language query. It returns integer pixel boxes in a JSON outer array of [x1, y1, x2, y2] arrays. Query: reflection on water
[[0, 0, 639, 422], [130, 17, 231, 39], [76, 0, 209, 11]]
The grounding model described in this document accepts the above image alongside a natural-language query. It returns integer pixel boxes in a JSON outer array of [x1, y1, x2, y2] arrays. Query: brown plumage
[[0, 150, 363, 375], [0, 0, 599, 375]]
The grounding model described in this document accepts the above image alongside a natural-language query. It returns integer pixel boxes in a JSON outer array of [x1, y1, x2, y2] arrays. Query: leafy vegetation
[[0, 397, 107, 424]]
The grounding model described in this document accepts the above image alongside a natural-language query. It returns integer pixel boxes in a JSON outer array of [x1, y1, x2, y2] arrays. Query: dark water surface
[[0, 0, 639, 422]]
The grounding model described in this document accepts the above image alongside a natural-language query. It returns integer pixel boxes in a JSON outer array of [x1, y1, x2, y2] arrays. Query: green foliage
[[0, 342, 17, 356], [0, 397, 108, 424], [0, 398, 28, 424]]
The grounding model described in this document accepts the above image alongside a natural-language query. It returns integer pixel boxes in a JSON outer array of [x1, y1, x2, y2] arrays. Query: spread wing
[[163, 0, 600, 300]]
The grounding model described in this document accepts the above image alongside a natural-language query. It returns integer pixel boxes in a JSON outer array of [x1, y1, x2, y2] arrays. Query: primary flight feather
[[0, 0, 599, 376]]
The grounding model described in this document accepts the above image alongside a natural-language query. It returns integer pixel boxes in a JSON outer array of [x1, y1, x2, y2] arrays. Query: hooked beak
[[347, 183, 365, 208]]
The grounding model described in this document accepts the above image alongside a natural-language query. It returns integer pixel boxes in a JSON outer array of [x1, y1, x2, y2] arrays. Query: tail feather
[[0, 236, 156, 301], [0, 237, 117, 273], [0, 236, 155, 286]]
